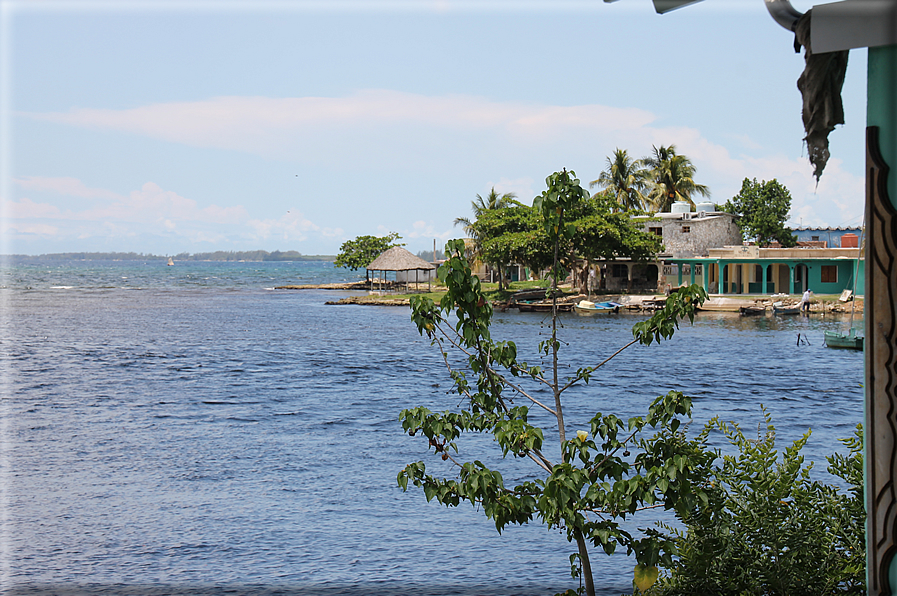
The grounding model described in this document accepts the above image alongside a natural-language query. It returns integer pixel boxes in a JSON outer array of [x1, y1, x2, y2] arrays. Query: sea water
[[0, 260, 864, 595]]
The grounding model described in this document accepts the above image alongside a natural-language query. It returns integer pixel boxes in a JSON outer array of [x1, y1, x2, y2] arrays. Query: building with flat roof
[[665, 244, 863, 296]]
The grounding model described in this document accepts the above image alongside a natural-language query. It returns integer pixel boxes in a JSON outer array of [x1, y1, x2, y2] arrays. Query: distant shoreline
[[2, 251, 336, 262]]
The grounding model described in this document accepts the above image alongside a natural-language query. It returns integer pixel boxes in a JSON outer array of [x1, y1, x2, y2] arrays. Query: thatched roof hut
[[366, 246, 436, 292]]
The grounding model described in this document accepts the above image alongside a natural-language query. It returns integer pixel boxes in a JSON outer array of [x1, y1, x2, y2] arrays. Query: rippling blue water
[[0, 260, 864, 595]]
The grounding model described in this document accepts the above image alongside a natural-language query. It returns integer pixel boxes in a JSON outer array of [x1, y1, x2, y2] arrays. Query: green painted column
[[718, 262, 725, 294], [867, 43, 897, 596], [762, 264, 769, 295], [869, 45, 897, 203], [690, 263, 696, 286], [677, 264, 683, 287], [789, 265, 795, 294]]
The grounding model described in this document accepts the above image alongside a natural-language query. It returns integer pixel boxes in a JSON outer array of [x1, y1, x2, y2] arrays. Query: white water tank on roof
[[696, 202, 715, 213], [671, 201, 691, 213]]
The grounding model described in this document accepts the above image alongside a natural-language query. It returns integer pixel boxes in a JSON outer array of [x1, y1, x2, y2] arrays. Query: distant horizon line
[[1, 250, 339, 261]]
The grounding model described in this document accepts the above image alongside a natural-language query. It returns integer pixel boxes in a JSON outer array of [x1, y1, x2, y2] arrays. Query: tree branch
[[559, 337, 640, 394]]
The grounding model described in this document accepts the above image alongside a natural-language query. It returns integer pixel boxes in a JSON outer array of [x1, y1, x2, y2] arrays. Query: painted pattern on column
[[866, 125, 897, 595]]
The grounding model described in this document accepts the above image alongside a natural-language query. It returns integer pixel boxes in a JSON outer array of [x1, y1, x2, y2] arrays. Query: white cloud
[[18, 91, 865, 244], [728, 133, 764, 151], [403, 220, 453, 241], [3, 221, 60, 238], [14, 176, 122, 201], [9, 179, 249, 225], [22, 91, 656, 163], [784, 158, 865, 228], [245, 210, 342, 242], [27, 91, 860, 198], [3, 178, 339, 250], [6, 197, 65, 219]]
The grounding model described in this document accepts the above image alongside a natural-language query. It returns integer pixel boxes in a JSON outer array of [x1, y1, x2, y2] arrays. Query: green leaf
[[633, 564, 658, 592]]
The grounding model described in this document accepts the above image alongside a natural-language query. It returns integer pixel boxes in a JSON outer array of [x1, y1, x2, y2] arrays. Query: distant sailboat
[[167, 257, 174, 266]]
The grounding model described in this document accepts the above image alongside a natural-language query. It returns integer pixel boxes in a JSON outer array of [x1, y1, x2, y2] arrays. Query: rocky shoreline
[[274, 282, 370, 290], [275, 283, 864, 314], [325, 295, 412, 306]]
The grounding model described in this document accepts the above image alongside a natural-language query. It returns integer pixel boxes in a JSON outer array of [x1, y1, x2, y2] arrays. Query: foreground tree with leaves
[[399, 170, 712, 596]]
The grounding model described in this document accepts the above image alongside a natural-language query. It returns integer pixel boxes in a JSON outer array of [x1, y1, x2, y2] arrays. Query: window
[[681, 226, 691, 233], [821, 265, 838, 283], [612, 264, 628, 278], [811, 235, 820, 241], [649, 227, 663, 236]]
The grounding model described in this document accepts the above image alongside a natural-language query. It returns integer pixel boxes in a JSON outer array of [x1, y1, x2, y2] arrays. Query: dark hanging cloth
[[793, 8, 849, 182]]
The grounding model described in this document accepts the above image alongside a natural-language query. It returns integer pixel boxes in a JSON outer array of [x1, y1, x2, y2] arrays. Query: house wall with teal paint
[[664, 246, 864, 297]]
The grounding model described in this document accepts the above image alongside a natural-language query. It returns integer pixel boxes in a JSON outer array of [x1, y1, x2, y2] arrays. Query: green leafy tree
[[589, 148, 651, 211], [471, 202, 552, 275], [333, 232, 402, 270], [571, 192, 663, 283], [400, 170, 710, 596], [723, 178, 797, 247], [454, 188, 519, 290], [643, 145, 710, 212], [470, 190, 663, 290]]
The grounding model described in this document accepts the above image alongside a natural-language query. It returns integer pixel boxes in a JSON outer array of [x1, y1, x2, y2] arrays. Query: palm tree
[[589, 148, 650, 211], [643, 145, 710, 212], [454, 187, 517, 289]]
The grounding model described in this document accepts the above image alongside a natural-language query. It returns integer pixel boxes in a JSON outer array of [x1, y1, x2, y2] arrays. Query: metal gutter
[[764, 0, 804, 31]]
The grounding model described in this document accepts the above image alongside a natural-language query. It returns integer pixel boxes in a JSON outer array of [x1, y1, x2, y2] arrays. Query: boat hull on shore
[[773, 304, 802, 315], [514, 301, 573, 313]]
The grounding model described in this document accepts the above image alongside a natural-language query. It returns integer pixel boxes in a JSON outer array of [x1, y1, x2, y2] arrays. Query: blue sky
[[0, 0, 869, 256]]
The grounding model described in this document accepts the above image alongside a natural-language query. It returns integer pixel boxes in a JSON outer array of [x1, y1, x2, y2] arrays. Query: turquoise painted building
[[664, 245, 864, 296]]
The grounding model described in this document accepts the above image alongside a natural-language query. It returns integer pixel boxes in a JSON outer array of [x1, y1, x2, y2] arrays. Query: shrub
[[657, 414, 865, 595]]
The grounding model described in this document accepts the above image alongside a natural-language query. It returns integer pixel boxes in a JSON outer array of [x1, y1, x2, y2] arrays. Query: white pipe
[[764, 0, 805, 31]]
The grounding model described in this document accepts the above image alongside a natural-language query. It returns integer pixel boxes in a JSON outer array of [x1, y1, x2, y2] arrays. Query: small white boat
[[167, 257, 174, 266], [573, 300, 620, 314]]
